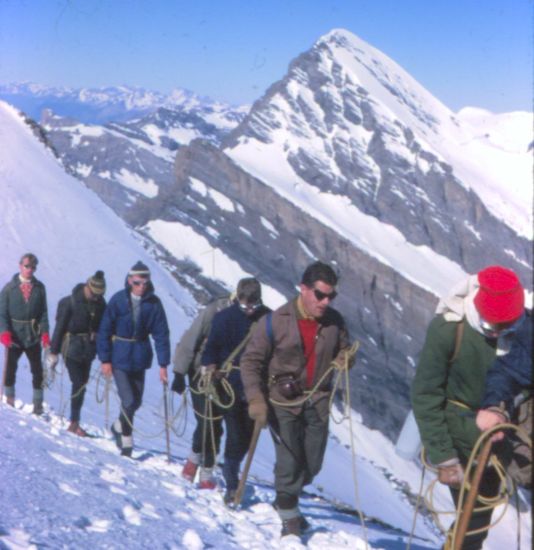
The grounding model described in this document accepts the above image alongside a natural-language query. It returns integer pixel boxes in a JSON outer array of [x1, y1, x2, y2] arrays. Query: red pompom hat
[[474, 266, 525, 323]]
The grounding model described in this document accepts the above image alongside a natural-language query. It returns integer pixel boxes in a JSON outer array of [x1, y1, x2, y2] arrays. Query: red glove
[[41, 333, 50, 348], [0, 331, 12, 347]]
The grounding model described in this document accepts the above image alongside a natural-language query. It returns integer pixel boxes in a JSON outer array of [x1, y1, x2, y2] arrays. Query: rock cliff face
[[33, 30, 531, 440]]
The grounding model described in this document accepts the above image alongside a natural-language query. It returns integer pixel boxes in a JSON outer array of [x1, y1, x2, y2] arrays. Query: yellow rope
[[406, 464, 426, 550], [268, 341, 360, 409], [333, 342, 369, 550]]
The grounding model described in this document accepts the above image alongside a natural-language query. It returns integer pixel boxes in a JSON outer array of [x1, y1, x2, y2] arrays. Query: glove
[[0, 331, 12, 347], [171, 373, 186, 394], [437, 458, 464, 489], [41, 333, 50, 348], [46, 353, 59, 370], [248, 397, 268, 428]]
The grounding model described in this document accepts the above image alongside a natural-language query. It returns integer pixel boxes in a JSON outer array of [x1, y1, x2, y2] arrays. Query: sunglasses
[[480, 319, 519, 338], [312, 288, 337, 302], [22, 264, 36, 270], [239, 301, 263, 312], [131, 279, 149, 287]]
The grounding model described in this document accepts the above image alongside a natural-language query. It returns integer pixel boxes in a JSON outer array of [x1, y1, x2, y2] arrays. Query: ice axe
[[233, 419, 263, 508], [0, 346, 8, 403], [163, 381, 171, 463]]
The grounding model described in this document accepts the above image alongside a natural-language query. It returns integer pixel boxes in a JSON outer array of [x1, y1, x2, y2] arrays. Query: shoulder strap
[[266, 312, 274, 346], [449, 320, 465, 364], [220, 322, 257, 374]]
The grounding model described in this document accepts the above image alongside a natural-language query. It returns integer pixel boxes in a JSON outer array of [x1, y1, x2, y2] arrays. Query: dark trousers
[[113, 369, 145, 437], [222, 397, 255, 490], [190, 373, 223, 468], [271, 401, 329, 510], [448, 465, 501, 550], [65, 358, 91, 422], [4, 344, 43, 390]]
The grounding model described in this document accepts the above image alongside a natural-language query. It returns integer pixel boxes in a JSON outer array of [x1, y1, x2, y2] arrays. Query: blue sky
[[0, 0, 531, 113]]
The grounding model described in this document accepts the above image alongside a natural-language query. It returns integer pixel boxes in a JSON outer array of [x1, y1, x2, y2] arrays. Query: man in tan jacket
[[241, 261, 352, 539]]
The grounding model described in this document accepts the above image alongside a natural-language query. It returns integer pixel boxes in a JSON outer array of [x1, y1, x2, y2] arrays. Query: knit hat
[[473, 266, 524, 323], [129, 261, 150, 277], [87, 270, 106, 295]]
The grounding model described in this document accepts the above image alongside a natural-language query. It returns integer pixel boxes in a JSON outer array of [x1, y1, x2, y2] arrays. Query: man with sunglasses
[[97, 261, 170, 457], [48, 270, 107, 436], [412, 265, 526, 550], [240, 262, 352, 538], [0, 253, 50, 414], [199, 278, 270, 500]]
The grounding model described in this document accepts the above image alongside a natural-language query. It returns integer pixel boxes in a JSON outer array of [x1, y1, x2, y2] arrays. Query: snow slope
[[0, 100, 530, 548]]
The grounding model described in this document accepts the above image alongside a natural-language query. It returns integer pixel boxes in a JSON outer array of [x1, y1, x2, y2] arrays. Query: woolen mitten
[[0, 331, 12, 347], [171, 373, 186, 395], [41, 333, 50, 348]]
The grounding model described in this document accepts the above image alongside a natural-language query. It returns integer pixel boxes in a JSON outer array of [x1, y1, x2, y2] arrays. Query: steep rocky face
[[125, 140, 440, 437]]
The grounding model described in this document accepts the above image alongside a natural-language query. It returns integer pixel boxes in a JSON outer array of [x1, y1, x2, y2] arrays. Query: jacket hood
[[436, 275, 482, 333]]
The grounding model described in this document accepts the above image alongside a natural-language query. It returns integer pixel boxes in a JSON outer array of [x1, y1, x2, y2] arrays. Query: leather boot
[[33, 388, 44, 415]]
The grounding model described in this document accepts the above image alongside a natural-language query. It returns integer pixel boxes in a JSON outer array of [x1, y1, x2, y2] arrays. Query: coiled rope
[[409, 422, 531, 550]]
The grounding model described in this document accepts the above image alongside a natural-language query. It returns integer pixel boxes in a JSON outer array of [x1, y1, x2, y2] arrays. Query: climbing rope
[[329, 341, 369, 550], [267, 341, 360, 410], [417, 422, 531, 549], [95, 371, 183, 439]]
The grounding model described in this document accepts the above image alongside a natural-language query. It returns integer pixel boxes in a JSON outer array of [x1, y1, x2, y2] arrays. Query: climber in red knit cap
[[412, 265, 526, 550]]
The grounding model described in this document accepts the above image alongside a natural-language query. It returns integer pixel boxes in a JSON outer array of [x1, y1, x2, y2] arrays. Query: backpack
[[506, 392, 532, 488]]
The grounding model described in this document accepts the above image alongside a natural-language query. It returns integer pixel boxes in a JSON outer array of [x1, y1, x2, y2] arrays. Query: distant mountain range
[[2, 29, 531, 439], [0, 82, 248, 125]]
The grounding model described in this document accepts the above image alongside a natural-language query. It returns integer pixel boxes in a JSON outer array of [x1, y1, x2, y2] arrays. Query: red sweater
[[298, 318, 319, 388]]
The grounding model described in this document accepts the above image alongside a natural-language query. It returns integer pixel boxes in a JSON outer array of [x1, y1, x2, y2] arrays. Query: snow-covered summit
[[226, 28, 532, 240]]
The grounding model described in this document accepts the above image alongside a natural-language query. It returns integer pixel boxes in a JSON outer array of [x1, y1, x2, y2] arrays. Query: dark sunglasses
[[131, 279, 149, 287], [312, 288, 337, 302], [22, 264, 36, 270], [480, 318, 519, 338], [239, 301, 263, 312]]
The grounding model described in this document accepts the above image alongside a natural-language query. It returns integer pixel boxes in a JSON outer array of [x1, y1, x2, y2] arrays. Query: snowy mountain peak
[[225, 27, 532, 242]]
